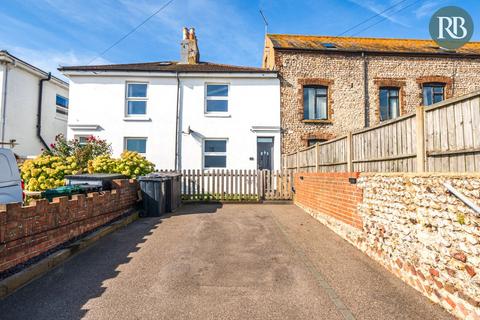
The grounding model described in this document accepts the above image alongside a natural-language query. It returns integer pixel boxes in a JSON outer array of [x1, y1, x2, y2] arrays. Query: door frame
[[256, 136, 274, 170]]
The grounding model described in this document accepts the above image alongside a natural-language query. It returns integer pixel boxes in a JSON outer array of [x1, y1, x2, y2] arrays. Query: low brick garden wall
[[294, 172, 480, 319], [294, 172, 363, 229], [0, 179, 139, 273]]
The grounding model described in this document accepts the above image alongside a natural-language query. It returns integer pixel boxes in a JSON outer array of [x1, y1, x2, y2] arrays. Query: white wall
[[1, 64, 68, 157], [67, 76, 178, 169], [179, 77, 280, 170], [67, 73, 280, 171]]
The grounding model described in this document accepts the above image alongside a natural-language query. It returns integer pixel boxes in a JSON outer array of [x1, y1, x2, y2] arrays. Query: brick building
[[262, 34, 480, 154]]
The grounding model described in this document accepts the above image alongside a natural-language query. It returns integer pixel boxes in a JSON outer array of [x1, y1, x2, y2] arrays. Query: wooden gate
[[175, 169, 292, 201]]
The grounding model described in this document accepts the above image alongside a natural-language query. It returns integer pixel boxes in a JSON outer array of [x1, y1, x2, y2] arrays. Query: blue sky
[[0, 0, 478, 79]]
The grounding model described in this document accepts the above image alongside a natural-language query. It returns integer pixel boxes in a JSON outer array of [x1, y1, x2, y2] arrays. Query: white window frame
[[203, 138, 228, 169], [125, 82, 148, 117], [124, 137, 147, 154], [204, 83, 229, 116], [75, 135, 90, 146], [55, 94, 69, 117]]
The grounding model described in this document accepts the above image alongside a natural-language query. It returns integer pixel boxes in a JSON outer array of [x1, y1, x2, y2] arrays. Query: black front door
[[257, 137, 274, 170]]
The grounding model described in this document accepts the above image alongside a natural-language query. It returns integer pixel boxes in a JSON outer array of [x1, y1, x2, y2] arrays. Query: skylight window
[[322, 43, 337, 49]]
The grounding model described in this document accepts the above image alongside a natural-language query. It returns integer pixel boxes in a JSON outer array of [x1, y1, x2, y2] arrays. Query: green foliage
[[44, 134, 112, 170], [457, 212, 466, 225], [88, 151, 155, 178], [20, 136, 154, 191], [20, 155, 79, 191], [181, 193, 260, 202]]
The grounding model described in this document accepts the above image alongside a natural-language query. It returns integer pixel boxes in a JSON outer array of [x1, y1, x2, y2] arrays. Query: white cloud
[[0, 0, 264, 71], [414, 0, 444, 18], [0, 44, 110, 80], [347, 0, 410, 28]]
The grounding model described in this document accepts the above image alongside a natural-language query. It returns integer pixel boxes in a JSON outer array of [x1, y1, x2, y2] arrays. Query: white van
[[0, 148, 23, 204]]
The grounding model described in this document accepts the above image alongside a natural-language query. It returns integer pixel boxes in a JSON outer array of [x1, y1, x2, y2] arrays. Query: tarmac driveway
[[0, 204, 452, 320]]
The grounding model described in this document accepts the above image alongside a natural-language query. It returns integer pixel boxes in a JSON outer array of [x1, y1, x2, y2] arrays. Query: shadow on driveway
[[0, 217, 161, 320], [162, 202, 223, 217]]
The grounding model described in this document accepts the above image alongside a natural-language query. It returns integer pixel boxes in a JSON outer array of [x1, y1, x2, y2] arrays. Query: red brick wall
[[293, 172, 363, 229], [0, 179, 138, 273]]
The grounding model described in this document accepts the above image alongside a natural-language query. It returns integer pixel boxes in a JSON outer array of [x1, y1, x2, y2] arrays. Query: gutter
[[1, 63, 9, 143], [37, 72, 51, 151], [272, 47, 480, 59], [174, 72, 181, 170]]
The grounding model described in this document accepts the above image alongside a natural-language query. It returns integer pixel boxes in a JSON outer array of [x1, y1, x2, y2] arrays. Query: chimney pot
[[180, 27, 200, 64]]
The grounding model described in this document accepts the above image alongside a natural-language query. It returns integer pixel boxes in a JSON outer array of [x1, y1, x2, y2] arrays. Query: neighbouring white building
[[60, 28, 280, 171], [0, 50, 69, 157]]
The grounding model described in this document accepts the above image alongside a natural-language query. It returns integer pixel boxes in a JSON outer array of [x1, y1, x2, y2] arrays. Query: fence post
[[416, 106, 426, 172], [315, 143, 319, 172], [296, 151, 300, 173], [346, 132, 353, 172]]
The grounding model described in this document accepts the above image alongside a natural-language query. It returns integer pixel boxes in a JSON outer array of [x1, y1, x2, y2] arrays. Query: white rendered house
[[0, 51, 69, 157], [60, 28, 280, 171]]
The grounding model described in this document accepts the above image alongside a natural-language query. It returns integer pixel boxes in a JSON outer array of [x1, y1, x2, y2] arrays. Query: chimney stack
[[180, 27, 200, 64]]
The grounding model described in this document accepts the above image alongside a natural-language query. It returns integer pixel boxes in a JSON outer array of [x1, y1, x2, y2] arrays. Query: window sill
[[55, 116, 68, 122], [204, 113, 231, 118], [302, 119, 332, 124], [123, 117, 152, 122]]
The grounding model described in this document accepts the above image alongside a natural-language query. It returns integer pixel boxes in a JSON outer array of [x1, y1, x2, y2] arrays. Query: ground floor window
[[203, 139, 227, 168], [75, 135, 89, 146], [125, 138, 147, 153], [307, 138, 327, 146]]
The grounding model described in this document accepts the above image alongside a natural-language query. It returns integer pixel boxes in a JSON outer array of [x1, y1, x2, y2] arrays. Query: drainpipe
[[174, 72, 181, 170], [1, 63, 9, 143], [452, 63, 457, 97], [37, 72, 51, 151], [362, 52, 370, 128]]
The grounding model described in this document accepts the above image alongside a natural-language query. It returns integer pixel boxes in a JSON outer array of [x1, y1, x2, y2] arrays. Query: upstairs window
[[303, 86, 328, 120], [206, 84, 228, 113], [203, 139, 227, 168], [126, 83, 148, 116], [379, 87, 400, 121], [56, 94, 68, 115], [423, 83, 445, 106]]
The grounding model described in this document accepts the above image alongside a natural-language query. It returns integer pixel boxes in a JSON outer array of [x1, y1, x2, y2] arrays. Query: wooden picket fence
[[177, 169, 292, 201]]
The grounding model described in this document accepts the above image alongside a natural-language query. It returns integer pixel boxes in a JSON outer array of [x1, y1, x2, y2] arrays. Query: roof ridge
[[200, 61, 265, 69], [60, 60, 268, 71]]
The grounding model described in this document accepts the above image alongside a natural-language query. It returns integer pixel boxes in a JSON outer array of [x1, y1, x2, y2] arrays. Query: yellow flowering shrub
[[88, 151, 155, 178], [20, 155, 80, 191]]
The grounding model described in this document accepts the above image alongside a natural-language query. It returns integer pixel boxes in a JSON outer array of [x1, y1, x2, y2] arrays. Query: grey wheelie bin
[[138, 175, 168, 217]]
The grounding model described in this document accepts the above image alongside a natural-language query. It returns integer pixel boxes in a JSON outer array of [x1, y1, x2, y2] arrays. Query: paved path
[[0, 204, 452, 320]]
